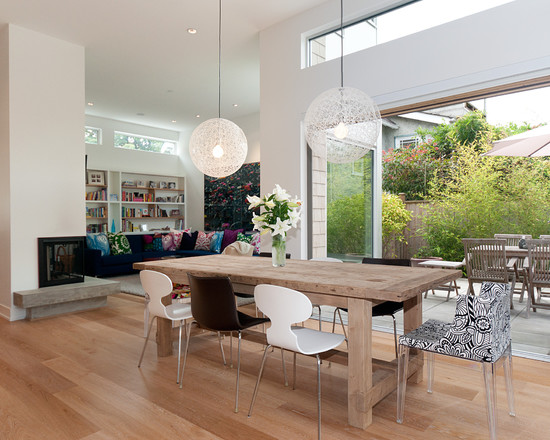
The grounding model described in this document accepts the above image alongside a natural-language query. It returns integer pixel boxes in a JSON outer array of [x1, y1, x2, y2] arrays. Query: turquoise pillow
[[86, 233, 111, 257], [210, 231, 225, 253]]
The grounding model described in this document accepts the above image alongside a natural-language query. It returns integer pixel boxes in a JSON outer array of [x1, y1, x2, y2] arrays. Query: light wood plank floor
[[1, 293, 547, 439]]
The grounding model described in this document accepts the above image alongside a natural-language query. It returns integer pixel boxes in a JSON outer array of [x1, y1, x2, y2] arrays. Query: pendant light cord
[[218, 0, 222, 119], [340, 0, 344, 88]]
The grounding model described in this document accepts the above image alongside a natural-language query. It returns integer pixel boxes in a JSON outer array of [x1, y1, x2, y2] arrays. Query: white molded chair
[[397, 282, 515, 440], [248, 284, 345, 440], [137, 270, 193, 385]]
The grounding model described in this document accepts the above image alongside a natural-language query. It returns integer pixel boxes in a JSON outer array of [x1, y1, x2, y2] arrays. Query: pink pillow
[[162, 234, 174, 251], [170, 229, 184, 250], [195, 231, 215, 251], [250, 233, 261, 254]]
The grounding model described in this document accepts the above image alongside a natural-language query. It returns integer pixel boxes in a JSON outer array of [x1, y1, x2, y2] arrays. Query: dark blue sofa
[[84, 234, 215, 277]]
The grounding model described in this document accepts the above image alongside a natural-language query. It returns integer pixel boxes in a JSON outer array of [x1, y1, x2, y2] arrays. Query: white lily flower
[[264, 199, 276, 209], [288, 208, 301, 228], [272, 217, 291, 237], [273, 184, 290, 202], [246, 195, 262, 209]]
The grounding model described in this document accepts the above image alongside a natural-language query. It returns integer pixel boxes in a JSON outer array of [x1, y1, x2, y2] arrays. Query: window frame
[[113, 131, 178, 155], [85, 126, 102, 145]]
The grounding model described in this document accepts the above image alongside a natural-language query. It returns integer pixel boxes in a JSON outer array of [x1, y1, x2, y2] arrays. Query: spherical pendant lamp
[[304, 0, 381, 164], [189, 0, 247, 178], [189, 118, 247, 178]]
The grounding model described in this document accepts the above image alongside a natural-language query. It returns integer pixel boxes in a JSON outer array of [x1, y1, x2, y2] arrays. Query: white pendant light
[[189, 0, 247, 178], [304, 0, 381, 164]]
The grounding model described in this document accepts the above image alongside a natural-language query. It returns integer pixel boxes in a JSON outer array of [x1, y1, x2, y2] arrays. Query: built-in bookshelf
[[85, 170, 185, 233]]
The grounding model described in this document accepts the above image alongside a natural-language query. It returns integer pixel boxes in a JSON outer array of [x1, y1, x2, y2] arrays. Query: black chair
[[183, 274, 269, 412], [332, 257, 411, 358]]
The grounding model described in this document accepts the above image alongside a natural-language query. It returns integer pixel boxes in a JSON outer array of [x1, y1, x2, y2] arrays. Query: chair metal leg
[[235, 331, 242, 413], [230, 331, 233, 368], [138, 316, 157, 368], [292, 352, 297, 390], [281, 349, 288, 386], [503, 344, 516, 417], [482, 362, 498, 440], [426, 351, 435, 393], [331, 307, 348, 342], [316, 354, 322, 440], [313, 304, 322, 331], [396, 344, 409, 423], [217, 332, 227, 366], [176, 322, 183, 384], [248, 344, 272, 418], [179, 320, 193, 389]]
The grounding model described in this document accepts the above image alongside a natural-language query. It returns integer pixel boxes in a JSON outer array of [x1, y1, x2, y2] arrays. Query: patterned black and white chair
[[396, 282, 515, 440]]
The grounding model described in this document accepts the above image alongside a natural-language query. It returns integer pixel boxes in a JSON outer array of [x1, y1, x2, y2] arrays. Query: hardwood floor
[[1, 293, 547, 439]]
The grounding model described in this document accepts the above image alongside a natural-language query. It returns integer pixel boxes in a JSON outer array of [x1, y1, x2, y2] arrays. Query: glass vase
[[272, 234, 286, 267]]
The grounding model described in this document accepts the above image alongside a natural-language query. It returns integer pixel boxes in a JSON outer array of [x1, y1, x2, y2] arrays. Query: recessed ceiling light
[[187, 28, 197, 34], [87, 102, 94, 106], [196, 114, 200, 118], [233, 104, 238, 107], [171, 120, 177, 123]]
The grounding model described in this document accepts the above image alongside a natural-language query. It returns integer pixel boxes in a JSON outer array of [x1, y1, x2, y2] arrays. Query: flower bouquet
[[246, 184, 301, 267]]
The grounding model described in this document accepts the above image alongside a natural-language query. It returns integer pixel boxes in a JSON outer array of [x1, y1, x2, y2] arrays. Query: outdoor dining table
[[133, 254, 461, 430]]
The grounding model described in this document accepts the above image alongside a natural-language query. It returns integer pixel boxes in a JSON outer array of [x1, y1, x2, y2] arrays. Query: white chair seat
[[291, 326, 345, 355], [165, 303, 193, 320]]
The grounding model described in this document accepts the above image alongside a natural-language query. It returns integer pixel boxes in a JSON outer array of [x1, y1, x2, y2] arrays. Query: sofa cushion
[[107, 232, 132, 255], [210, 231, 224, 253], [195, 231, 214, 251], [101, 253, 142, 266], [220, 229, 243, 252], [86, 233, 110, 257], [180, 230, 198, 250], [170, 229, 185, 249], [162, 233, 175, 251], [153, 233, 163, 251], [126, 234, 144, 253], [143, 234, 154, 251]]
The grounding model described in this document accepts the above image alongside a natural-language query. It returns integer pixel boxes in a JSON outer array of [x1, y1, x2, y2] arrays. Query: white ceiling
[[0, 0, 329, 133]]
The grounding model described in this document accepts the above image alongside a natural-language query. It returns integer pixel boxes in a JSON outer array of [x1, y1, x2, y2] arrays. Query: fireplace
[[38, 236, 85, 288]]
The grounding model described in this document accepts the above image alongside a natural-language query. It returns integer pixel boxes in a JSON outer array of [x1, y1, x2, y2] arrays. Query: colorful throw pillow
[[180, 230, 198, 250], [210, 231, 225, 253], [107, 232, 132, 255], [170, 229, 184, 250], [86, 233, 111, 257], [142, 235, 154, 252], [153, 233, 163, 251], [250, 233, 261, 255], [162, 234, 174, 251], [195, 231, 214, 251], [236, 232, 251, 244], [221, 228, 244, 252]]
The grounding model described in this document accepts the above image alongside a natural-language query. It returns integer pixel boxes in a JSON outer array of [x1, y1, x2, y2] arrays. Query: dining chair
[[137, 270, 193, 385], [495, 233, 531, 302], [184, 273, 270, 412], [309, 257, 344, 330], [332, 257, 410, 358], [248, 284, 345, 440], [524, 239, 550, 318], [396, 282, 515, 440], [463, 238, 516, 307]]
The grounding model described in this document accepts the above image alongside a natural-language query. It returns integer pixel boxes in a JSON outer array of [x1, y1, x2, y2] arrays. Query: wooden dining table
[[133, 255, 461, 430]]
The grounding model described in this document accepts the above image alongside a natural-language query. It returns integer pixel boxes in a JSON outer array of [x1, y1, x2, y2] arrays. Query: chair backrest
[[540, 235, 550, 240], [526, 239, 550, 284], [222, 241, 254, 256], [494, 233, 532, 246], [362, 257, 411, 267], [444, 282, 511, 362], [187, 273, 241, 331], [310, 257, 343, 263], [140, 270, 174, 319], [462, 238, 508, 283], [254, 284, 312, 353]]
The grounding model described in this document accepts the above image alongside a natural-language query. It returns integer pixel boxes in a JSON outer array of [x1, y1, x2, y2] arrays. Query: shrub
[[382, 192, 412, 258]]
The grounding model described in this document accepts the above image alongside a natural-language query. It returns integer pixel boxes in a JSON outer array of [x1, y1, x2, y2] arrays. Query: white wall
[[260, 0, 550, 260], [86, 112, 261, 232], [4, 25, 85, 320]]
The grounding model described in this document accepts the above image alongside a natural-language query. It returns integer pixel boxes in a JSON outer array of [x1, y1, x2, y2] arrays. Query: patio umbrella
[[484, 124, 550, 157]]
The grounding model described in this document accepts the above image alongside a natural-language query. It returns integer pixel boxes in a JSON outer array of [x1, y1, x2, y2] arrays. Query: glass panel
[[85, 127, 100, 144], [327, 151, 373, 261], [114, 131, 176, 155]]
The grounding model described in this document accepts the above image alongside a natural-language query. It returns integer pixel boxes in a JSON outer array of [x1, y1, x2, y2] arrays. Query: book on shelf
[[86, 223, 108, 233], [86, 188, 107, 201]]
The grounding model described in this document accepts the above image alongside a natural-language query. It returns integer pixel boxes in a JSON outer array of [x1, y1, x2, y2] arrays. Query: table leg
[[156, 317, 173, 357], [403, 293, 423, 383], [347, 297, 372, 429]]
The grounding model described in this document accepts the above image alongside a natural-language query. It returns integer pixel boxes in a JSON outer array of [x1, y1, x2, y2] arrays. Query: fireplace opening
[[38, 236, 85, 288]]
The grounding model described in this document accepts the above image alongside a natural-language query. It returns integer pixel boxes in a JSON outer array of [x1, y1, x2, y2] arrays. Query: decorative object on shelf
[[149, 181, 157, 188], [111, 219, 116, 233], [136, 180, 146, 188], [168, 181, 176, 189], [87, 170, 105, 185], [304, 0, 381, 164], [247, 185, 301, 267], [189, 0, 247, 178], [159, 181, 167, 189], [110, 194, 118, 201], [122, 180, 134, 187]]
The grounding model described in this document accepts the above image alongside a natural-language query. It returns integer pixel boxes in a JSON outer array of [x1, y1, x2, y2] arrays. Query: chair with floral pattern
[[396, 282, 515, 440]]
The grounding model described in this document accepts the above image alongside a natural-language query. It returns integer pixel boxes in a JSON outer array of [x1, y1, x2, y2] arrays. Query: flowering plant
[[246, 185, 302, 237]]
